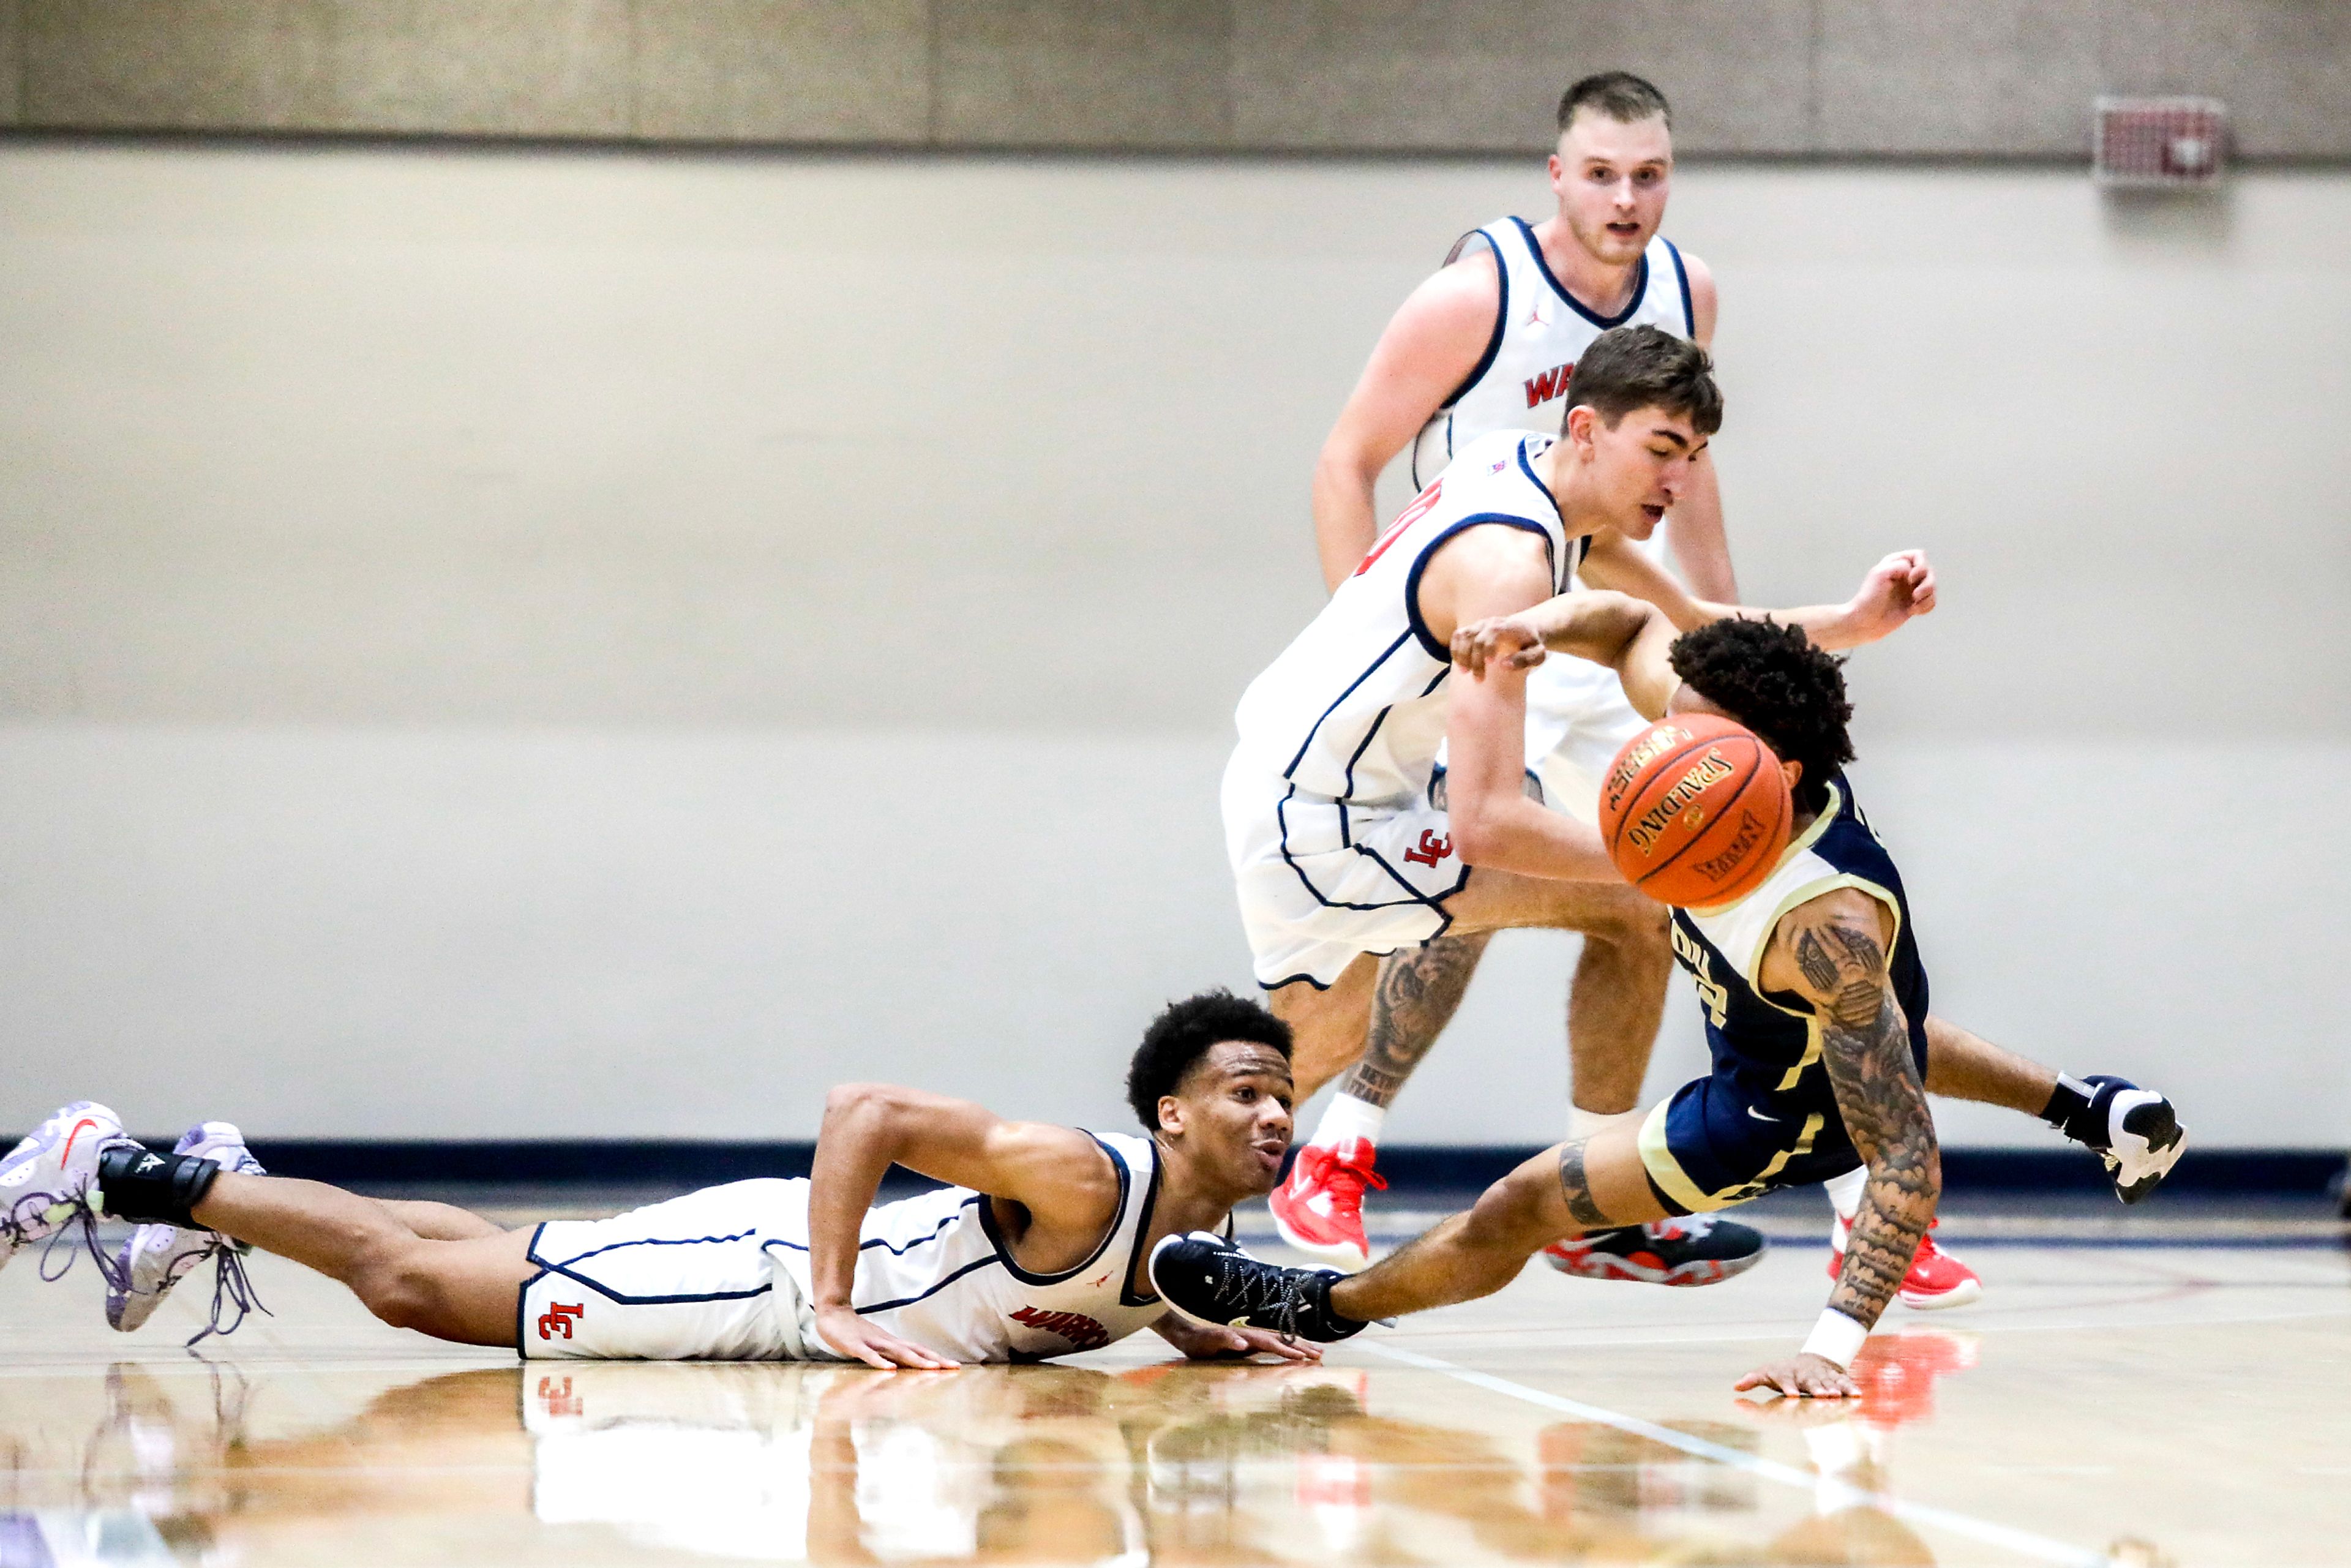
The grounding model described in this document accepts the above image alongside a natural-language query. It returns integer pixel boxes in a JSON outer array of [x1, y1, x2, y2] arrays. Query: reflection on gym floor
[[0, 1332, 1983, 1566]]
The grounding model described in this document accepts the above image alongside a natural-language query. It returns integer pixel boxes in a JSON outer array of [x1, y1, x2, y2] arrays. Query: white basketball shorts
[[1221, 751, 1468, 990], [1521, 654, 1651, 822], [519, 1180, 828, 1362]]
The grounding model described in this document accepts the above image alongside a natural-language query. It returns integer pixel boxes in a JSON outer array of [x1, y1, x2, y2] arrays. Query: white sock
[[1567, 1106, 1640, 1143], [1823, 1166, 1866, 1241], [1310, 1092, 1385, 1152]]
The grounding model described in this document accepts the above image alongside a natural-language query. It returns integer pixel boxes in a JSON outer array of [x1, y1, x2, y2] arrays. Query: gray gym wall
[[1, 2, 2345, 1150]]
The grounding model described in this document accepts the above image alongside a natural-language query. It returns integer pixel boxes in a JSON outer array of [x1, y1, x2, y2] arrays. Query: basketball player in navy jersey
[[3, 993, 1321, 1368], [1282, 70, 1979, 1308], [1166, 604, 2187, 1395]]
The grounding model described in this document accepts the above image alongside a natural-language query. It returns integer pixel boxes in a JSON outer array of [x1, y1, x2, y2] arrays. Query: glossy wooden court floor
[[3, 1213, 2345, 1567]]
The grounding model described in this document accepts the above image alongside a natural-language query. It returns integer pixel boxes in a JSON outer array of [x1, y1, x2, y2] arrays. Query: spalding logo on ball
[[1599, 713, 1794, 908]]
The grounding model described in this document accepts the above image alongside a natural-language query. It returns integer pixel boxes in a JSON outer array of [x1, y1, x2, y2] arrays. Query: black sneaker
[[1148, 1232, 1367, 1343], [1540, 1215, 1766, 1286]]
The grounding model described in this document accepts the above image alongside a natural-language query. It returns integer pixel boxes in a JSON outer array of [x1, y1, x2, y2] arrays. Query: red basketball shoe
[[1267, 1140, 1385, 1272], [1828, 1214, 1982, 1310]]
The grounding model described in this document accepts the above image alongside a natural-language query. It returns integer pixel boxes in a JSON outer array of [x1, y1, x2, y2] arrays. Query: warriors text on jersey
[[520, 1132, 1180, 1363], [1637, 775, 1933, 1212], [1411, 219, 1694, 487]]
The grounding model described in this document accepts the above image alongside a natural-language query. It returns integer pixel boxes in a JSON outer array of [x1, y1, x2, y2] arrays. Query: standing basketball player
[[1283, 71, 1761, 1286]]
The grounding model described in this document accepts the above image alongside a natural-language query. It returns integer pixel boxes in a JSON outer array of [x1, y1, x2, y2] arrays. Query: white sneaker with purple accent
[[1, 1100, 138, 1272], [109, 1122, 266, 1332]]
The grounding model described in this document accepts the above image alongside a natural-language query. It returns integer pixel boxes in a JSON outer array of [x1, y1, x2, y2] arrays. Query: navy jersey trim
[[857, 1253, 1002, 1316], [1404, 513, 1558, 661], [1510, 216, 1648, 330], [514, 1223, 550, 1360], [1663, 237, 1695, 338], [1277, 782, 1442, 914], [1434, 227, 1509, 413], [527, 1224, 774, 1307], [978, 1132, 1128, 1286], [1119, 1144, 1167, 1307], [761, 1193, 984, 1257], [1511, 438, 1572, 589], [1283, 630, 1414, 781]]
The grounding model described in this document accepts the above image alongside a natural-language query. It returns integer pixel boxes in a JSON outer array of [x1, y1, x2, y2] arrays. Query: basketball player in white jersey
[[1282, 72, 1752, 1287], [1227, 326, 1934, 1278], [1284, 72, 1977, 1307], [6, 992, 1321, 1368]]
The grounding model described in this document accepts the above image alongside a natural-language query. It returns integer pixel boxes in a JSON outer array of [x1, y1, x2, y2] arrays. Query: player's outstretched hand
[[815, 1303, 961, 1371], [1734, 1353, 1860, 1400], [1843, 549, 1938, 643], [1158, 1313, 1323, 1364], [1452, 614, 1548, 678]]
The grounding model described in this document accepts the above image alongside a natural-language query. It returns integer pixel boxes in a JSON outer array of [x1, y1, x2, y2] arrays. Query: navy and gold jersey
[[1640, 775, 1932, 1212]]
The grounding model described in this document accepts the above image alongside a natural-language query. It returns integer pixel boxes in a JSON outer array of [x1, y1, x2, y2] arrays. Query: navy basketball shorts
[[1635, 1076, 1866, 1215]]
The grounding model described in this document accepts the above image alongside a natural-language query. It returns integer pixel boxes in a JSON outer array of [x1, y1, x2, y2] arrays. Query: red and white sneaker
[[1541, 1215, 1766, 1286], [1829, 1214, 1982, 1310], [1267, 1140, 1385, 1272]]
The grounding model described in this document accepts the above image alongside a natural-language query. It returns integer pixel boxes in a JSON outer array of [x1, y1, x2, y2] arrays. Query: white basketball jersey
[[1234, 429, 1577, 805], [1411, 219, 1694, 487], [769, 1132, 1177, 1364]]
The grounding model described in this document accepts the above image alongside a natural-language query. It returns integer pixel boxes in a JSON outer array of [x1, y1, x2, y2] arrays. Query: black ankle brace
[[1305, 1272, 1371, 1342], [2042, 1073, 2133, 1150], [97, 1146, 222, 1226]]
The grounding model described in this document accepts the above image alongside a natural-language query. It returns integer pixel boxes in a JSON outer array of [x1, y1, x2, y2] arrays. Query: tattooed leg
[[1320, 932, 1495, 1106]]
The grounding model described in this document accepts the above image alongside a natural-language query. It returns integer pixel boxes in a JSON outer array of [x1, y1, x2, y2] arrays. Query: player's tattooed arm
[[1771, 889, 1940, 1332], [1340, 934, 1493, 1108]]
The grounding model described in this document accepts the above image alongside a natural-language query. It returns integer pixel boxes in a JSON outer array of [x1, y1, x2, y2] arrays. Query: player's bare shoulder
[[1387, 241, 1502, 348]]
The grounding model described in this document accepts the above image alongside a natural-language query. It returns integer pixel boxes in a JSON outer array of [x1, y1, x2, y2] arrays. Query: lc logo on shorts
[[538, 1302, 585, 1340], [1403, 830, 1453, 868]]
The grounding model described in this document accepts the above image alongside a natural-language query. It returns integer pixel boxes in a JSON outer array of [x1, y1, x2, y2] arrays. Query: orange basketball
[[1599, 713, 1793, 908]]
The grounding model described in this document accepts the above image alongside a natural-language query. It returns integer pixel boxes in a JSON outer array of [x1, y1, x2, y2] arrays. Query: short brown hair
[[1563, 324, 1722, 436], [1558, 72, 1671, 133]]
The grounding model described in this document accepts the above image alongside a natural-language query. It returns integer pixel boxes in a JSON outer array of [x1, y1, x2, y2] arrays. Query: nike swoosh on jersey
[[1745, 1107, 1780, 1123]]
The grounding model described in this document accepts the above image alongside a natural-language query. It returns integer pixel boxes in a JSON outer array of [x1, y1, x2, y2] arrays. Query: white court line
[[1356, 1338, 2109, 1568], [1375, 1301, 2351, 1354]]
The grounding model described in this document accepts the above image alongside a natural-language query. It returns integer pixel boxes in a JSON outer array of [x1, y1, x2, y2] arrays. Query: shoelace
[[186, 1242, 270, 1348], [33, 1191, 132, 1295], [1317, 1149, 1387, 1218], [1205, 1247, 1316, 1344]]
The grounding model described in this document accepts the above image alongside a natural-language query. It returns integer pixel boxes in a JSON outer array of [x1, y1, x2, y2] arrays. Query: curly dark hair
[[1668, 618, 1854, 817], [1125, 989, 1292, 1131]]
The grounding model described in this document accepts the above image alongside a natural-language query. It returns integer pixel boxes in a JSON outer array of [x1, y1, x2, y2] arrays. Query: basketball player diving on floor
[[2, 993, 1324, 1369], [1169, 602, 2189, 1396]]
